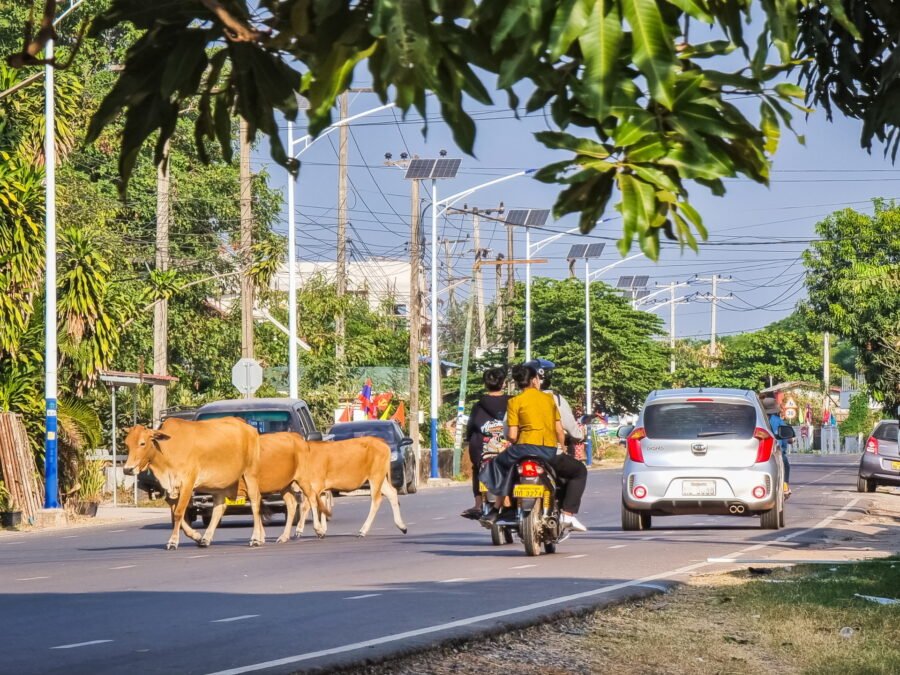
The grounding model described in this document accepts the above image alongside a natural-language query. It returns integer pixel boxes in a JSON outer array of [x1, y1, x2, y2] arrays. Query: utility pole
[[823, 331, 831, 415], [239, 118, 254, 366], [696, 274, 733, 360], [506, 218, 516, 363], [335, 92, 349, 364], [669, 282, 677, 374], [152, 142, 170, 426], [472, 210, 488, 351]]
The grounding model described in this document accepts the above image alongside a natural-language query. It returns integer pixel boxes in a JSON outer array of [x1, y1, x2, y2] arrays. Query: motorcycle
[[477, 450, 514, 546], [511, 456, 567, 556]]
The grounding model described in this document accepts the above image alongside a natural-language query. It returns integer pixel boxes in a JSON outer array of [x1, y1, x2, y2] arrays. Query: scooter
[[510, 456, 567, 556]]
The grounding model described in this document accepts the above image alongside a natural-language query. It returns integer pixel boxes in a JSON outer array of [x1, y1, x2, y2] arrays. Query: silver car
[[619, 388, 793, 531], [857, 420, 899, 492]]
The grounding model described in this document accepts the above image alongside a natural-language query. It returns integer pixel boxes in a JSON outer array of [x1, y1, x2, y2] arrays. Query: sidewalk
[[0, 505, 169, 537]]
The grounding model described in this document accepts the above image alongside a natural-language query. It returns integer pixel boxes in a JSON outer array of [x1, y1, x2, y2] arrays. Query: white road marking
[[4, 541, 23, 545], [203, 491, 864, 675], [63, 535, 78, 539], [608, 545, 627, 550], [638, 582, 669, 592], [211, 615, 260, 624], [51, 640, 113, 650], [110, 565, 136, 570], [566, 554, 587, 559], [188, 554, 209, 559], [795, 468, 844, 490], [510, 564, 536, 570], [344, 594, 382, 600], [17, 576, 49, 581], [110, 529, 126, 533], [432, 517, 446, 521], [641, 536, 656, 541], [438, 578, 469, 584]]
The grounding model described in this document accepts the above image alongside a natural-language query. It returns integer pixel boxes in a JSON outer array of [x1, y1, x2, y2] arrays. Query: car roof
[[645, 388, 758, 402], [330, 420, 395, 428], [196, 398, 308, 413]]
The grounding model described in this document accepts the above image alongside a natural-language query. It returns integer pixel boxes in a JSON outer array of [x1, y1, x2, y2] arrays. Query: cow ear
[[151, 431, 170, 442]]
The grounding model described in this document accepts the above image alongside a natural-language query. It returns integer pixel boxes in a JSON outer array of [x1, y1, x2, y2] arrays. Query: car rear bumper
[[191, 493, 289, 514], [859, 453, 900, 483], [622, 463, 778, 514]]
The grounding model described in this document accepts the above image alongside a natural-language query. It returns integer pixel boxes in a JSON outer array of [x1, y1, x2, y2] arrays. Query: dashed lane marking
[[51, 640, 113, 650], [110, 565, 136, 570], [438, 578, 469, 584], [211, 615, 260, 624], [344, 594, 382, 600], [510, 564, 536, 570], [608, 545, 627, 550], [565, 554, 587, 559], [17, 576, 49, 581]]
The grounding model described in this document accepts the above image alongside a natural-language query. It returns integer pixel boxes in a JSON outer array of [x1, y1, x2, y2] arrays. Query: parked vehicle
[[857, 420, 900, 492], [187, 398, 326, 526], [326, 420, 418, 495], [619, 388, 794, 531]]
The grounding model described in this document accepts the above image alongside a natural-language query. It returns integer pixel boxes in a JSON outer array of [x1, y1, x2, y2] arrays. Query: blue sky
[[255, 83, 897, 345]]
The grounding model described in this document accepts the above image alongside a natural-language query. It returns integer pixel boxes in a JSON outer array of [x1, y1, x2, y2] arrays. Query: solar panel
[[616, 276, 634, 289], [567, 244, 588, 259], [632, 275, 650, 288], [432, 158, 461, 178], [585, 243, 606, 258], [505, 209, 530, 226], [405, 159, 435, 180], [525, 209, 550, 227], [635, 289, 651, 299]]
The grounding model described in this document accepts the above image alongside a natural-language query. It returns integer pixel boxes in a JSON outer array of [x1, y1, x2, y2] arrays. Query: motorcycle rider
[[481, 362, 588, 532], [525, 359, 585, 457]]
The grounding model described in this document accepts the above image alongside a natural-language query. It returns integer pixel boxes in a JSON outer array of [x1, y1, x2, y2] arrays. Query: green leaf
[[774, 82, 805, 99], [579, 0, 623, 116], [535, 131, 611, 158], [664, 0, 712, 23], [622, 0, 676, 109], [760, 100, 780, 154], [549, 0, 592, 59]]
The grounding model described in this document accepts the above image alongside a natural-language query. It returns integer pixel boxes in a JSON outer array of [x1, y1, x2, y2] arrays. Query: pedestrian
[[460, 367, 509, 520], [762, 397, 792, 496]]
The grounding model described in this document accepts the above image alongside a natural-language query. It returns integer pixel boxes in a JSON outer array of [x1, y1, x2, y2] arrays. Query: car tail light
[[752, 485, 767, 499], [686, 397, 714, 402], [518, 460, 543, 477], [633, 485, 647, 499], [627, 427, 646, 463], [865, 437, 879, 455], [754, 427, 774, 463]]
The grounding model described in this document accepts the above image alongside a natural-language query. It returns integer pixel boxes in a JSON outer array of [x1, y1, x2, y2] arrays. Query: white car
[[619, 388, 794, 531]]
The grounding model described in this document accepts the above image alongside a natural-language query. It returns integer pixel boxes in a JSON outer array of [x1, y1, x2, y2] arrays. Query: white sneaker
[[561, 514, 587, 532]]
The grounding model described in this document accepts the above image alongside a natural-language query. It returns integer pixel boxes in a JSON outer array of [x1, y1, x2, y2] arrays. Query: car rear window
[[873, 422, 898, 442], [329, 426, 393, 442], [644, 402, 756, 440], [197, 411, 291, 434]]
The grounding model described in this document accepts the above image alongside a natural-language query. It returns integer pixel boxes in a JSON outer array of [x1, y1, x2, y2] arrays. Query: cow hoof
[[275, 536, 287, 544], [249, 539, 264, 547], [400, 527, 408, 534], [198, 538, 211, 548], [357, 531, 366, 538], [165, 542, 178, 551]]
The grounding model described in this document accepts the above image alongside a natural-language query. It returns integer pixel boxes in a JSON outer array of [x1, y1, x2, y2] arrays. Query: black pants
[[469, 445, 482, 497], [549, 453, 587, 514]]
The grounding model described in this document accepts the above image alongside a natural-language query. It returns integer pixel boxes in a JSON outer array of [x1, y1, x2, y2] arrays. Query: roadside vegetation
[[351, 559, 900, 675]]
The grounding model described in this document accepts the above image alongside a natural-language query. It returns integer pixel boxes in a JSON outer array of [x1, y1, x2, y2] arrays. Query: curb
[[303, 581, 676, 674]]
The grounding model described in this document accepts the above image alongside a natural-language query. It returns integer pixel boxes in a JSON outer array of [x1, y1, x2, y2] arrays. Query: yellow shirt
[[507, 388, 560, 447]]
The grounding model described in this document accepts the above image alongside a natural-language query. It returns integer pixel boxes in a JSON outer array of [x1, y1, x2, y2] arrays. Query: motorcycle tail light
[[518, 460, 543, 477]]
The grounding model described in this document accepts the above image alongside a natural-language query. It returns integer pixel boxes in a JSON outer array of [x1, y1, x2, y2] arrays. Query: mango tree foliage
[[9, 0, 883, 259], [803, 200, 900, 410]]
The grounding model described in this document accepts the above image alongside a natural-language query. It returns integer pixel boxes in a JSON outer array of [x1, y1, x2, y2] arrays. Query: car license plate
[[478, 482, 488, 492], [682, 480, 716, 497], [225, 497, 246, 506], [513, 484, 545, 499], [891, 461, 900, 472]]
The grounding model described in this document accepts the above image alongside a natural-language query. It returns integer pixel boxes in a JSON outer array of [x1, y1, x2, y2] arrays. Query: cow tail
[[316, 492, 332, 517]]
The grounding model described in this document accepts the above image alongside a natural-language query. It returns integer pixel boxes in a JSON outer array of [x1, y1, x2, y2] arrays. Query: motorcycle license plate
[[479, 482, 488, 492], [513, 484, 545, 499], [225, 497, 246, 506], [682, 480, 716, 497]]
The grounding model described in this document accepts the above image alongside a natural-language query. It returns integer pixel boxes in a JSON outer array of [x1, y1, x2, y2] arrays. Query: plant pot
[[76, 501, 99, 517], [1, 511, 22, 528]]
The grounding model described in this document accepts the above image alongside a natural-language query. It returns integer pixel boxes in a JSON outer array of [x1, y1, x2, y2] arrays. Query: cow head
[[123, 425, 170, 475]]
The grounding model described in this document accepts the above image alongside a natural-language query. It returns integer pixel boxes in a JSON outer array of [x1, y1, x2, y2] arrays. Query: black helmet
[[524, 358, 555, 390]]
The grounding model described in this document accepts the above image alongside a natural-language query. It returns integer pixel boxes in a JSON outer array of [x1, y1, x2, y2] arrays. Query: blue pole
[[44, 399, 59, 508], [585, 424, 593, 467], [430, 418, 439, 478]]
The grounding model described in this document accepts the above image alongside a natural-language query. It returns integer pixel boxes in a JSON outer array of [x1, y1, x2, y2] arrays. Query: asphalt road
[[0, 455, 866, 675]]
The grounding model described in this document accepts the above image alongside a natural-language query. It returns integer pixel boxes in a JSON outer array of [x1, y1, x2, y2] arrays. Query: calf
[[123, 418, 264, 550]]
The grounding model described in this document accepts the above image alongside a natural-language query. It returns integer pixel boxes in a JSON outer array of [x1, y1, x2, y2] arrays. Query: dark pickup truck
[[138, 398, 325, 526]]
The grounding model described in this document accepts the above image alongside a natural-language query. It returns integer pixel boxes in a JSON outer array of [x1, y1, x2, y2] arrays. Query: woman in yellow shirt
[[481, 363, 588, 532]]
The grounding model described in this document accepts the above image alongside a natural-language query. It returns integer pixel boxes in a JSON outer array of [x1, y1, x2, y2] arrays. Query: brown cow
[[123, 418, 264, 550], [292, 436, 407, 538]]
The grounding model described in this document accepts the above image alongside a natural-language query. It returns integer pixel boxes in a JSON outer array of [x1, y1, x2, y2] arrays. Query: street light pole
[[43, 37, 58, 509], [429, 179, 440, 479], [584, 258, 592, 415]]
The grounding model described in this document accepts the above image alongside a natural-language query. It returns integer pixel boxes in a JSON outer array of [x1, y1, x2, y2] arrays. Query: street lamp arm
[[529, 226, 581, 255], [635, 280, 692, 306], [54, 0, 87, 26], [437, 169, 535, 213], [588, 252, 644, 280], [290, 102, 397, 157]]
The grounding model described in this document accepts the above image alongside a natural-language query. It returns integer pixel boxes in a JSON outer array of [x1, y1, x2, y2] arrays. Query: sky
[[253, 74, 898, 347]]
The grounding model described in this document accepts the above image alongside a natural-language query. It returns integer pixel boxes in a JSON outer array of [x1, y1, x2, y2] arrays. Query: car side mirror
[[776, 426, 795, 440], [399, 437, 413, 447], [617, 425, 634, 439], [305, 431, 324, 442]]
